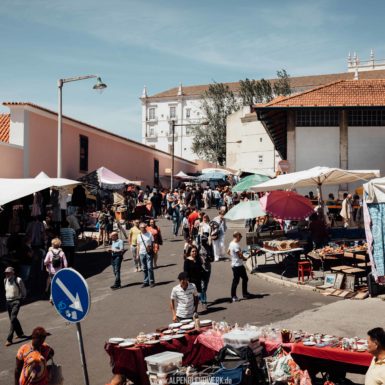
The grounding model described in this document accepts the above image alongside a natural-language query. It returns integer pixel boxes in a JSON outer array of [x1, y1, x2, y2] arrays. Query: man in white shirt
[[137, 223, 155, 287], [170, 272, 198, 321], [4, 267, 27, 346], [228, 231, 250, 302], [366, 327, 385, 385]]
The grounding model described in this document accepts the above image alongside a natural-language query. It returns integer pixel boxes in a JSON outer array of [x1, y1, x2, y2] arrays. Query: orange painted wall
[[25, 110, 197, 185], [0, 143, 23, 177]]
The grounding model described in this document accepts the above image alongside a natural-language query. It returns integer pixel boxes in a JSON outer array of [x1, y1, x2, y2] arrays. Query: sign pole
[[76, 322, 90, 385]]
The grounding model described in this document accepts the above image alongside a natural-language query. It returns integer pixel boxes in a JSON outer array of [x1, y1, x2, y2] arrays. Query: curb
[[251, 270, 320, 292]]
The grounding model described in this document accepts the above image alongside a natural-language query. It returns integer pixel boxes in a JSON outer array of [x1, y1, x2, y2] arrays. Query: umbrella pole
[[317, 183, 323, 203], [317, 183, 327, 223]]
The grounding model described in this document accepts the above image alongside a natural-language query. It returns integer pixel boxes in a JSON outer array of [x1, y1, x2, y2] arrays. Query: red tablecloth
[[195, 332, 292, 356], [291, 342, 372, 367], [105, 332, 217, 385]]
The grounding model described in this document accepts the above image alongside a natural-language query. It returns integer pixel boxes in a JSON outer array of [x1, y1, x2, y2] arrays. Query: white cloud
[[1, 0, 357, 74]]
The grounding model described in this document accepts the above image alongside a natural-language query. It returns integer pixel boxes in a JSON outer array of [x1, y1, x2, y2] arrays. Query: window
[[168, 144, 173, 154], [349, 109, 385, 126], [296, 109, 339, 126], [169, 106, 176, 119], [154, 159, 159, 186], [258, 155, 263, 164], [186, 126, 195, 136], [148, 127, 155, 137], [79, 135, 89, 172], [260, 137, 263, 142], [186, 108, 191, 118], [150, 144, 156, 148], [148, 107, 156, 120]]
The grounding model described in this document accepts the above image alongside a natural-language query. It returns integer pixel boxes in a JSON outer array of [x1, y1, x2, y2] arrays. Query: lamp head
[[93, 77, 107, 92]]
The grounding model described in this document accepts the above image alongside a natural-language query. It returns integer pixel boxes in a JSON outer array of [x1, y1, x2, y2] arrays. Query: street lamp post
[[170, 120, 208, 190], [57, 75, 107, 178]]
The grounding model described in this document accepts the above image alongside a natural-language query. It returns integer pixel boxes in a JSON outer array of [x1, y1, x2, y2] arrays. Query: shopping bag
[[47, 359, 64, 385]]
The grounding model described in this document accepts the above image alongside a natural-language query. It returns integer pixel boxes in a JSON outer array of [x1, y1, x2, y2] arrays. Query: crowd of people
[[3, 181, 377, 385]]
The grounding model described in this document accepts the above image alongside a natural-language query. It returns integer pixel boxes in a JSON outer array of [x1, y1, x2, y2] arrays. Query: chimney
[[177, 82, 183, 96], [142, 85, 148, 98]]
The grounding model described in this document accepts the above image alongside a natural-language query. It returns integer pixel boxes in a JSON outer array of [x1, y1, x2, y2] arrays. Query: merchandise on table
[[145, 351, 184, 374], [263, 240, 300, 251], [223, 329, 261, 348]]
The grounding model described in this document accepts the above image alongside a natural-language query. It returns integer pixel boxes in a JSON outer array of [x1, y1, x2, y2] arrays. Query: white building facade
[[141, 84, 206, 160], [226, 107, 280, 175], [142, 54, 385, 166]]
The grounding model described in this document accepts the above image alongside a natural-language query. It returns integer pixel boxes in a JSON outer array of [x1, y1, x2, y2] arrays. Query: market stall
[[104, 320, 372, 385]]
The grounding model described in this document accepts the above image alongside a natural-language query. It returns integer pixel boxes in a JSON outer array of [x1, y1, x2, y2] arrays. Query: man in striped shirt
[[170, 272, 198, 322]]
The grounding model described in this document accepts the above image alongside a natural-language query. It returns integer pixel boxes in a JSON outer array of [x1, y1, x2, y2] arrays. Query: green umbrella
[[233, 174, 270, 193], [224, 200, 266, 221]]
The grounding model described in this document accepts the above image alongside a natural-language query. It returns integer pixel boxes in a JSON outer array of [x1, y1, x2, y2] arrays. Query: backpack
[[51, 250, 62, 268], [209, 220, 220, 240]]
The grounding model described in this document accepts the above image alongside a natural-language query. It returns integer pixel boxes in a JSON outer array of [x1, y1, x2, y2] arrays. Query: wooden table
[[307, 251, 343, 273]]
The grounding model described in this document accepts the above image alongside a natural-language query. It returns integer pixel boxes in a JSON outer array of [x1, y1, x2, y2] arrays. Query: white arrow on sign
[[56, 277, 83, 312]]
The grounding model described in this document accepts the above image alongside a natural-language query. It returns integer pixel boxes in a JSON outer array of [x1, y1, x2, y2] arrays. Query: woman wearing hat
[[15, 326, 54, 385]]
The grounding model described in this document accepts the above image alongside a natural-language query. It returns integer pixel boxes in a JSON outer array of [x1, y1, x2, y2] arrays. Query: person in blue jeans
[[109, 232, 124, 290], [137, 223, 155, 288], [172, 201, 181, 236]]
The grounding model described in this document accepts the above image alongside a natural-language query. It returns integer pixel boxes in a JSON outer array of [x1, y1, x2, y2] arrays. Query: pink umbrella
[[259, 191, 314, 220]]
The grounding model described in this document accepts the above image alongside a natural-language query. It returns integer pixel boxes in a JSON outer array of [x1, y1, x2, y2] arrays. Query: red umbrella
[[259, 191, 314, 220]]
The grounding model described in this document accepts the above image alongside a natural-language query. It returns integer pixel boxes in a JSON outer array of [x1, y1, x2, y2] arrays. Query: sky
[[1, 0, 385, 141]]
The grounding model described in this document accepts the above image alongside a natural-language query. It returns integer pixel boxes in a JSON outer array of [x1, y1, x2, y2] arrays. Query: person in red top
[[188, 207, 200, 237], [15, 326, 54, 385]]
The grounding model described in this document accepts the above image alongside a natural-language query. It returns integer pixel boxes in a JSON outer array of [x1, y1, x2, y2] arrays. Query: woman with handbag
[[137, 223, 155, 288], [146, 219, 163, 268]]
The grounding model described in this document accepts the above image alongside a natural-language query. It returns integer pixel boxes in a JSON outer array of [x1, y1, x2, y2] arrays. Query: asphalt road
[[0, 211, 337, 384]]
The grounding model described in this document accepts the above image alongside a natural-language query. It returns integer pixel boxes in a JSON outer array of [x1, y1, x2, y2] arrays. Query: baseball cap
[[31, 327, 51, 338]]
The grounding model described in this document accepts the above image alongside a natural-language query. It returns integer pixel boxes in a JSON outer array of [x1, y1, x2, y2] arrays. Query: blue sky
[[1, 0, 384, 141]]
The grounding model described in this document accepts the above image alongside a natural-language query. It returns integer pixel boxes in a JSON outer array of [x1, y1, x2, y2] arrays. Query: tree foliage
[[239, 69, 291, 106], [192, 83, 239, 165]]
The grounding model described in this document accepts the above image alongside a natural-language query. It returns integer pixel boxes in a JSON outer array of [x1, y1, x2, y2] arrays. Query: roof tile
[[0, 114, 10, 142], [147, 69, 385, 99], [259, 79, 385, 108]]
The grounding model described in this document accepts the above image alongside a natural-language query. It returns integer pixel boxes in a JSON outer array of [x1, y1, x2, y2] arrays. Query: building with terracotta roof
[[0, 102, 199, 184], [142, 57, 385, 165], [254, 79, 385, 191]]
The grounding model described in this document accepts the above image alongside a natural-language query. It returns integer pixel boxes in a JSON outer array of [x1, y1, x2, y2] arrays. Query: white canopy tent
[[251, 166, 380, 199], [174, 171, 197, 180], [201, 168, 233, 175], [0, 175, 80, 206], [364, 177, 385, 204], [78, 166, 141, 190]]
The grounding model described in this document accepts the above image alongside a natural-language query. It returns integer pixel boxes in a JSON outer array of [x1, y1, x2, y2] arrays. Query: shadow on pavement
[[210, 297, 232, 305], [121, 282, 143, 289], [76, 249, 111, 279], [247, 293, 270, 299], [154, 280, 175, 286], [201, 306, 227, 315], [156, 263, 177, 269]]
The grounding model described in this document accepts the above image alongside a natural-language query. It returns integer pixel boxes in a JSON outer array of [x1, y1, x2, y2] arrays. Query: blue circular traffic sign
[[51, 268, 91, 323]]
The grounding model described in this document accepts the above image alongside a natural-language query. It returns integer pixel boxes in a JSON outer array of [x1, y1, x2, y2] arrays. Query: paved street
[[1, 212, 341, 384]]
